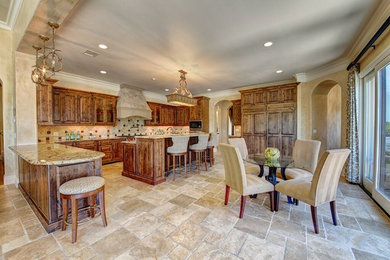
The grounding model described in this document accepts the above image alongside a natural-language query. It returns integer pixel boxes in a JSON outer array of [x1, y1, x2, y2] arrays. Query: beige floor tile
[[69, 247, 97, 260], [189, 241, 240, 260], [161, 205, 194, 226], [269, 217, 306, 242], [4, 235, 60, 260], [238, 234, 284, 260], [91, 228, 139, 259], [39, 249, 67, 260], [0, 219, 24, 245], [352, 248, 390, 260], [284, 238, 307, 260], [194, 195, 223, 209], [169, 244, 190, 260], [124, 212, 163, 239], [169, 194, 197, 208], [234, 215, 270, 239], [170, 221, 208, 250], [307, 236, 354, 260]]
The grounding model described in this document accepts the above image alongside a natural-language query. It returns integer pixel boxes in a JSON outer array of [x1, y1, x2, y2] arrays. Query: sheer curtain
[[345, 64, 360, 183]]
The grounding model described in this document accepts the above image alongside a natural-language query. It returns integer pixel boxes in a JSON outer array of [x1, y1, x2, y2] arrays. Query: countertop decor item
[[264, 147, 280, 167], [166, 70, 197, 106]]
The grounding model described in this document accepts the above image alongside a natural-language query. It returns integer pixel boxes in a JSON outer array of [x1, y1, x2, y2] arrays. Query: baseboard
[[4, 175, 18, 185]]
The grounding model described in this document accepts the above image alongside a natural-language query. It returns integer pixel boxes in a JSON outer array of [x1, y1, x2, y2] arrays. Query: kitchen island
[[10, 144, 105, 232], [122, 133, 209, 185]]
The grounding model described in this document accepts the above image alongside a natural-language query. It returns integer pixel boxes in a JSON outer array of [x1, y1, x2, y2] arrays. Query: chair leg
[[330, 201, 337, 225], [61, 198, 68, 231], [197, 152, 200, 174], [173, 155, 176, 181], [99, 187, 108, 227], [269, 191, 274, 212], [295, 199, 299, 206], [184, 154, 187, 177], [239, 195, 246, 218], [204, 151, 208, 171], [71, 197, 78, 243], [275, 191, 280, 212], [167, 154, 170, 176], [224, 185, 230, 205], [89, 195, 95, 218], [179, 155, 182, 174], [310, 205, 319, 234], [189, 151, 192, 172]]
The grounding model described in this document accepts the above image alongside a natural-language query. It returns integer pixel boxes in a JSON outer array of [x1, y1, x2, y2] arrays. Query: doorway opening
[[311, 80, 342, 156], [214, 100, 233, 144]]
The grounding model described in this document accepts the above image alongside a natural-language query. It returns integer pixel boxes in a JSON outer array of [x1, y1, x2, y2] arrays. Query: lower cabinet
[[59, 139, 123, 164]]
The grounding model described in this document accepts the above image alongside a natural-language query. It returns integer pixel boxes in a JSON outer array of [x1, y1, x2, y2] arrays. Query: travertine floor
[[1, 156, 390, 260]]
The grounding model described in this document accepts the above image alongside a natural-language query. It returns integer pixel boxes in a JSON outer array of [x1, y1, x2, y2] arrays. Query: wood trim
[[239, 82, 299, 94]]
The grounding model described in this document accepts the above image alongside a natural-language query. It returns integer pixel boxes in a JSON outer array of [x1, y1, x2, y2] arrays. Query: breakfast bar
[[10, 144, 105, 232]]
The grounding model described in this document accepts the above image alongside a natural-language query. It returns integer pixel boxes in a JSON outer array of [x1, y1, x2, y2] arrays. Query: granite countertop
[[135, 133, 209, 139], [57, 137, 125, 143], [122, 141, 136, 144], [9, 144, 105, 166]]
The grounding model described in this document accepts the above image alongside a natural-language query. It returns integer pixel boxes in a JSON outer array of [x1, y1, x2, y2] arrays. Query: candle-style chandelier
[[31, 21, 63, 84], [166, 70, 197, 106]]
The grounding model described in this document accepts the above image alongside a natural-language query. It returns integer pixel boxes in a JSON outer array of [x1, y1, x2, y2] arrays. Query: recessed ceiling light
[[276, 70, 283, 74], [264, 42, 273, 47], [152, 77, 156, 81], [98, 44, 108, 49], [100, 70, 107, 74], [164, 88, 169, 92], [207, 88, 212, 91]]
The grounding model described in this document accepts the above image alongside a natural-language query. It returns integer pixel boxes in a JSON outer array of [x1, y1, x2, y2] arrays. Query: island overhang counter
[[10, 144, 105, 232]]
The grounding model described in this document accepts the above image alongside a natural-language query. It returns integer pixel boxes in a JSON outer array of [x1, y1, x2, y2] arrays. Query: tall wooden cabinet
[[232, 100, 241, 126], [240, 83, 297, 156]]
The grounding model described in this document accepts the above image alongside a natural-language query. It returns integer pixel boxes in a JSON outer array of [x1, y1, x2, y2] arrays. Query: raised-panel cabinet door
[[105, 98, 115, 124], [242, 114, 254, 134], [136, 140, 154, 178], [63, 93, 78, 124], [267, 89, 280, 103], [242, 93, 254, 106], [254, 113, 266, 134], [52, 90, 62, 123], [281, 136, 295, 157], [267, 136, 280, 150], [253, 135, 266, 155], [78, 94, 93, 124], [123, 144, 135, 174], [254, 91, 265, 104], [281, 87, 297, 102], [267, 112, 281, 135], [243, 134, 254, 154], [94, 97, 105, 124], [281, 111, 295, 135]]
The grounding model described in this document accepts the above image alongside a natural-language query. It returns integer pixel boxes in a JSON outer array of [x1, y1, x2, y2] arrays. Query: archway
[[214, 100, 232, 144], [311, 80, 341, 156]]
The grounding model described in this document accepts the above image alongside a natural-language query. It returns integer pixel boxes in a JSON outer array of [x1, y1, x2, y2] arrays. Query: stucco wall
[[297, 70, 348, 149], [327, 85, 341, 149]]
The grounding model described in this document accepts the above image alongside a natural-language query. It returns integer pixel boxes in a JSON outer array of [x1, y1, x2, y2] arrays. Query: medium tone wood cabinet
[[189, 96, 210, 132], [232, 100, 241, 126], [37, 86, 117, 126], [240, 83, 298, 156], [176, 106, 190, 126]]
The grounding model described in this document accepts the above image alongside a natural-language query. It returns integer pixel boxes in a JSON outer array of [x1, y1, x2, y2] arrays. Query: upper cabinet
[[176, 107, 189, 126], [37, 86, 117, 126], [232, 99, 241, 126]]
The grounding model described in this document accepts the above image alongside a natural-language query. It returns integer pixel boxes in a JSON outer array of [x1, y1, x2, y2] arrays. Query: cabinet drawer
[[99, 145, 113, 153], [99, 140, 113, 146]]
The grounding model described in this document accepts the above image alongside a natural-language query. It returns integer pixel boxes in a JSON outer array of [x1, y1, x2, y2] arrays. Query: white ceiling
[[44, 0, 378, 94]]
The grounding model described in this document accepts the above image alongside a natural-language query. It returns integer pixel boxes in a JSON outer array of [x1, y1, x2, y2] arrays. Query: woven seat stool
[[59, 176, 107, 243]]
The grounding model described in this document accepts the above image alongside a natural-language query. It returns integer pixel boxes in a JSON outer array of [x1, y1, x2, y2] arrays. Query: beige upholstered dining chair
[[275, 149, 350, 234], [220, 144, 275, 218], [276, 139, 321, 180], [228, 138, 261, 176]]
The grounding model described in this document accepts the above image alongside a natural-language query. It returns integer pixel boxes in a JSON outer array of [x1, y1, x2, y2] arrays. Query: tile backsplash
[[38, 117, 190, 143]]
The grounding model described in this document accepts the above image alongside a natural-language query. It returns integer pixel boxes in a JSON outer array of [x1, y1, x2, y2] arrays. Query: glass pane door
[[362, 72, 375, 192], [373, 61, 390, 213]]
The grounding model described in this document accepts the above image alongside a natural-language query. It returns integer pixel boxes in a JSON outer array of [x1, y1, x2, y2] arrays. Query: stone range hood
[[117, 84, 152, 120]]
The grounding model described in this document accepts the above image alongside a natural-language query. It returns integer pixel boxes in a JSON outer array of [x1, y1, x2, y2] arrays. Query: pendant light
[[166, 70, 197, 106]]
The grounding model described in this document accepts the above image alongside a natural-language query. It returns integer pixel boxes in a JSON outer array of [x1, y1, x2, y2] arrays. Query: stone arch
[[214, 100, 233, 144], [311, 80, 341, 155]]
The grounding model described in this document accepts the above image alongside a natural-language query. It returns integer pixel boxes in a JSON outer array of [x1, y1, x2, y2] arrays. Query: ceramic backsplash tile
[[38, 117, 190, 143]]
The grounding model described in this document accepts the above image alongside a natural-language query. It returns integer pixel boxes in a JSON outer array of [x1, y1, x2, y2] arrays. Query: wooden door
[[94, 97, 105, 124], [62, 93, 77, 124], [267, 89, 280, 103], [243, 134, 254, 154], [253, 135, 267, 155], [254, 113, 266, 134], [232, 100, 241, 125], [78, 93, 93, 124], [267, 112, 281, 150], [242, 93, 254, 106], [254, 91, 265, 105], [281, 87, 297, 102], [242, 114, 254, 134]]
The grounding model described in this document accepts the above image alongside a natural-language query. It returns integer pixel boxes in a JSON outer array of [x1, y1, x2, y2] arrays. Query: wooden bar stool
[[189, 135, 209, 173], [59, 176, 107, 243], [207, 133, 218, 167], [167, 136, 190, 180]]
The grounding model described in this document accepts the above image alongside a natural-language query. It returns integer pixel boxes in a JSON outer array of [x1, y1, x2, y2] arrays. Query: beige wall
[[214, 100, 232, 144], [15, 52, 37, 145], [297, 70, 348, 150], [327, 85, 341, 149]]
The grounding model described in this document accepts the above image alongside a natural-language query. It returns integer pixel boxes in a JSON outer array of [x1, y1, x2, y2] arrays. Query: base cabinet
[[122, 139, 165, 185]]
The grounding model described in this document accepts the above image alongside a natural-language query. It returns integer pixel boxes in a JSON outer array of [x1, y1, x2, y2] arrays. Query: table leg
[[259, 165, 264, 177], [281, 167, 294, 204]]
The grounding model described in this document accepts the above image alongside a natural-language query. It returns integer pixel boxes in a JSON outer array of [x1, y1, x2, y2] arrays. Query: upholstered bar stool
[[189, 135, 209, 173], [60, 176, 107, 243], [207, 133, 218, 167], [167, 136, 190, 180]]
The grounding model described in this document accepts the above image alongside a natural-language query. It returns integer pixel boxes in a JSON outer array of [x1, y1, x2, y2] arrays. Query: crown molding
[[53, 71, 120, 93], [294, 58, 349, 82], [0, 0, 22, 31], [344, 1, 390, 62]]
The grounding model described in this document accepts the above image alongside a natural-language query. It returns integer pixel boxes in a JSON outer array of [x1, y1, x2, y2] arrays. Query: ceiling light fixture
[[166, 70, 197, 107], [276, 70, 283, 74], [207, 88, 211, 91], [31, 21, 62, 84], [98, 44, 108, 49], [164, 88, 169, 92], [152, 77, 156, 81], [264, 42, 273, 47], [100, 70, 107, 74]]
